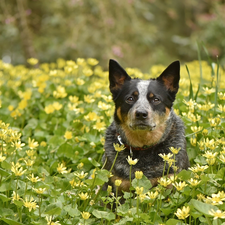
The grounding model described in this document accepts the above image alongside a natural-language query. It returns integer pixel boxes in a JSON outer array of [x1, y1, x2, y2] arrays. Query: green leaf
[[0, 218, 24, 225], [166, 218, 185, 225], [177, 169, 192, 180], [88, 157, 100, 167], [0, 168, 10, 176], [216, 167, 225, 179], [44, 202, 62, 215], [57, 143, 74, 159], [113, 216, 133, 225], [190, 199, 218, 216], [64, 204, 80, 217], [131, 175, 152, 192], [0, 193, 10, 202], [92, 209, 115, 221]]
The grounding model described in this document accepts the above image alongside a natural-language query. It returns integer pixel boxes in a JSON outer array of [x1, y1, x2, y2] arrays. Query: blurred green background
[[1, 0, 225, 70]]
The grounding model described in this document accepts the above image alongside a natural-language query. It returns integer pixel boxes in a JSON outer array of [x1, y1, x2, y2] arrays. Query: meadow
[[0, 58, 225, 225]]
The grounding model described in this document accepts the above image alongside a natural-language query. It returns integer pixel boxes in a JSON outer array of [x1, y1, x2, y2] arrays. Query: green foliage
[[0, 57, 225, 224]]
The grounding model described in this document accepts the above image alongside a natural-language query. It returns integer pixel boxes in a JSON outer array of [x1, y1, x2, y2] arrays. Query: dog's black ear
[[157, 61, 180, 94], [109, 59, 131, 92]]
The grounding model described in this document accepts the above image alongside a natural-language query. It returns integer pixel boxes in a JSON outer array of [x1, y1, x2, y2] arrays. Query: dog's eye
[[126, 96, 134, 104], [152, 98, 161, 105]]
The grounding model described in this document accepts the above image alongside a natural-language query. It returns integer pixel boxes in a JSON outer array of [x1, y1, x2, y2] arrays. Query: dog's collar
[[117, 134, 157, 154]]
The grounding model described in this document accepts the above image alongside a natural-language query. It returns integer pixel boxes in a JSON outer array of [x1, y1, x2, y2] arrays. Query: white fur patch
[[136, 80, 151, 107]]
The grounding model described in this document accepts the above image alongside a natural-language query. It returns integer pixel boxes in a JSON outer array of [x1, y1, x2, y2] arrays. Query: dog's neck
[[116, 133, 158, 151]]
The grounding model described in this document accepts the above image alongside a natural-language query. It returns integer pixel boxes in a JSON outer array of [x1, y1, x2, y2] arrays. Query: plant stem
[[129, 165, 132, 208], [109, 151, 119, 173]]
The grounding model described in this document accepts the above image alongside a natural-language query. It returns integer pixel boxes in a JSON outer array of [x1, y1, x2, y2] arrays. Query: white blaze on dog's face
[[128, 80, 155, 131]]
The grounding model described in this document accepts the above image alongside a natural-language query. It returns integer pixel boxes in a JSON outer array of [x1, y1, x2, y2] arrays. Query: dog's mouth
[[129, 122, 156, 131]]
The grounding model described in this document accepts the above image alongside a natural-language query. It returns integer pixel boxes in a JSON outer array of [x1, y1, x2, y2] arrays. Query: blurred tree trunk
[[17, 0, 37, 61]]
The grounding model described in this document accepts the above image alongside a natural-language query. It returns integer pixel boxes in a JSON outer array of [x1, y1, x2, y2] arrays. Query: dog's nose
[[135, 110, 148, 120]]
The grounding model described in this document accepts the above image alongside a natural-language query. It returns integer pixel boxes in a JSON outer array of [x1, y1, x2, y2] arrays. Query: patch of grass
[[0, 58, 225, 224]]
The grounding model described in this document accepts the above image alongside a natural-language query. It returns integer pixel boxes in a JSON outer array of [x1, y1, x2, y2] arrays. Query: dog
[[102, 59, 190, 196]]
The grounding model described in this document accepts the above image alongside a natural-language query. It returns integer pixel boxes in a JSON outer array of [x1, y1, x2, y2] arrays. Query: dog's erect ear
[[157, 61, 180, 94], [109, 59, 131, 92]]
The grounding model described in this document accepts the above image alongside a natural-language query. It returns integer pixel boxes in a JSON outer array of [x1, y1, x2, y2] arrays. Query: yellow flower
[[64, 131, 72, 139], [203, 87, 215, 95], [93, 121, 106, 131], [24, 159, 35, 167], [169, 147, 181, 155], [83, 68, 93, 77], [208, 118, 221, 127], [203, 151, 218, 159], [126, 155, 138, 166], [158, 177, 171, 187], [197, 102, 215, 111], [202, 129, 208, 136], [218, 92, 225, 100], [32, 187, 46, 194], [18, 99, 27, 110], [69, 179, 86, 188], [57, 163, 68, 174], [11, 163, 27, 176], [174, 206, 190, 220], [40, 141, 47, 147], [219, 154, 225, 163], [172, 181, 187, 191], [197, 193, 205, 201], [190, 138, 197, 146], [44, 104, 55, 114], [84, 112, 99, 121], [46, 216, 61, 225], [189, 164, 208, 173], [135, 187, 144, 195], [27, 174, 42, 183], [74, 171, 88, 179], [139, 193, 146, 202], [77, 162, 84, 169], [115, 179, 122, 187], [158, 153, 173, 162], [113, 143, 125, 152], [27, 58, 38, 65], [0, 153, 6, 162], [52, 102, 63, 111], [11, 140, 25, 150], [23, 197, 39, 212], [209, 209, 225, 220], [84, 95, 95, 103], [79, 192, 89, 200], [8, 105, 14, 111], [135, 171, 143, 179], [53, 86, 67, 98], [191, 126, 203, 134], [11, 191, 21, 202], [87, 58, 99, 66], [188, 178, 201, 187], [69, 96, 80, 104], [28, 138, 39, 149], [76, 78, 85, 86], [26, 149, 36, 157], [147, 191, 159, 199], [98, 101, 111, 110], [206, 192, 225, 205], [81, 211, 91, 220]]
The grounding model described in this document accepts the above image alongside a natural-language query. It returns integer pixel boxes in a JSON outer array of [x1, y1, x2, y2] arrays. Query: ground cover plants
[[0, 57, 225, 225]]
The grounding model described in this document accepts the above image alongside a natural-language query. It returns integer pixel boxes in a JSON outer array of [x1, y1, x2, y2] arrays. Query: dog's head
[[109, 59, 180, 137]]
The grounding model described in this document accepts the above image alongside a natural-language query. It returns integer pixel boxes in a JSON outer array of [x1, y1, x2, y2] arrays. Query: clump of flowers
[[0, 58, 225, 224]]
